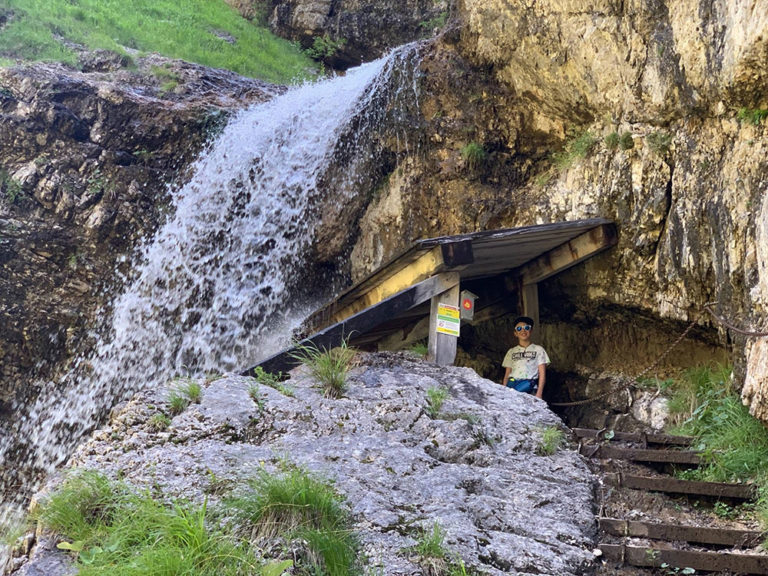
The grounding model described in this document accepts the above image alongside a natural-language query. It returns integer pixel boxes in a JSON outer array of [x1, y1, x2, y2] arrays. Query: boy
[[501, 316, 550, 399]]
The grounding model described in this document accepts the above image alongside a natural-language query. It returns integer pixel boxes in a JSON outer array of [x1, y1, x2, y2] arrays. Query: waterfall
[[0, 44, 423, 552]]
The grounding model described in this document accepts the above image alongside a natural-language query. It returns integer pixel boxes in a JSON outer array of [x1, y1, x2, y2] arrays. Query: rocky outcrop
[[7, 353, 597, 576], [265, 0, 449, 68], [347, 0, 768, 421], [0, 55, 274, 410]]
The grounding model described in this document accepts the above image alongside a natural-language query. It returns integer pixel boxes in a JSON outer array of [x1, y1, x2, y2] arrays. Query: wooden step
[[580, 444, 702, 465], [573, 428, 693, 446], [599, 518, 763, 547], [600, 543, 768, 574], [604, 473, 757, 499]]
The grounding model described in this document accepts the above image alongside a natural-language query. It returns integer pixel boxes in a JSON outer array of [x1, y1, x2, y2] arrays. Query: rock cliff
[[340, 0, 768, 420]]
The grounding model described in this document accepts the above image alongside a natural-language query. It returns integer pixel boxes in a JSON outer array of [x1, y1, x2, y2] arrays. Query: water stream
[[0, 44, 423, 559]]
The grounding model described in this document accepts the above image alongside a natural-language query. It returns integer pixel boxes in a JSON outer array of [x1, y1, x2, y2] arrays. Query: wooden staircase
[[575, 428, 768, 575]]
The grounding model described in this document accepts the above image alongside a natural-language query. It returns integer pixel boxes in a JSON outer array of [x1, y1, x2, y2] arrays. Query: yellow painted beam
[[328, 246, 446, 325], [520, 224, 617, 285]]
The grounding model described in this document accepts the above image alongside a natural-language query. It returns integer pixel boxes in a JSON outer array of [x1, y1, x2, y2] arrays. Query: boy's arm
[[502, 367, 511, 386], [535, 363, 546, 399]]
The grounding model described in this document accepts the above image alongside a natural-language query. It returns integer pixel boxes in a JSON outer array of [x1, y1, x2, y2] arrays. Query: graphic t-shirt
[[502, 344, 550, 380]]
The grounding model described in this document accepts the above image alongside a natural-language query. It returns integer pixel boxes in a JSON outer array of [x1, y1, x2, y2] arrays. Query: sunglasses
[[515, 325, 532, 332]]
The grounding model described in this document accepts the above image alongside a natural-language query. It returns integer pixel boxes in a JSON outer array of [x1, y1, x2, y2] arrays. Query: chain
[[549, 303, 767, 408]]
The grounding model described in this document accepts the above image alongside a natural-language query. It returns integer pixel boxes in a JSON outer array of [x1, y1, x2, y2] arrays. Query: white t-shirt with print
[[502, 344, 550, 380]]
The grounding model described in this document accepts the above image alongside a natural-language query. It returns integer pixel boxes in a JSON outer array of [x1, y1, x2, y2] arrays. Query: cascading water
[[0, 44, 423, 556]]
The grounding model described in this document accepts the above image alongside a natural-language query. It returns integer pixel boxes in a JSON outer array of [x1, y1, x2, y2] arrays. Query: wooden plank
[[599, 518, 763, 547], [580, 444, 702, 464], [248, 272, 460, 376], [603, 473, 757, 499], [428, 282, 460, 366], [600, 544, 768, 574], [521, 282, 539, 329], [519, 224, 618, 285], [573, 428, 693, 446]]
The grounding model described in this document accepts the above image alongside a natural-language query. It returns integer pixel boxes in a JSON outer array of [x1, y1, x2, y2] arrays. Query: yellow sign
[[436, 303, 460, 337]]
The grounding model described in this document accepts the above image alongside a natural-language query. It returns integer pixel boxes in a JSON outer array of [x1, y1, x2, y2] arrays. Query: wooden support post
[[428, 280, 460, 366], [522, 282, 539, 329]]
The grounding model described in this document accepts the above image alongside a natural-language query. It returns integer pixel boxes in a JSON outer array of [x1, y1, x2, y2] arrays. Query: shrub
[[552, 130, 598, 169], [148, 413, 171, 431], [290, 340, 356, 398], [604, 132, 620, 150], [619, 131, 635, 150], [646, 130, 673, 156]]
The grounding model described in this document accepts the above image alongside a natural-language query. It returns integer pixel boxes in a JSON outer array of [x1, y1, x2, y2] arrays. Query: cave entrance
[[248, 218, 617, 378]]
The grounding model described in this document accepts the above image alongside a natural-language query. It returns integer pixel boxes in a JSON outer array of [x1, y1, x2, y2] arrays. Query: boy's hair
[[513, 315, 535, 327]]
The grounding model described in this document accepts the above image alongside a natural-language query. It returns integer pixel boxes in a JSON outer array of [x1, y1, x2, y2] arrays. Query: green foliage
[[604, 131, 634, 151], [536, 426, 564, 456], [252, 366, 294, 397], [426, 387, 449, 419], [36, 470, 265, 575], [167, 390, 190, 415], [1, 169, 24, 204], [460, 141, 486, 171], [306, 34, 346, 61], [604, 131, 620, 150], [408, 341, 429, 357], [1, 0, 317, 83], [646, 130, 673, 156], [226, 466, 358, 576], [248, 383, 265, 411], [737, 107, 768, 126], [552, 130, 598, 169], [412, 522, 474, 576], [290, 339, 356, 398], [147, 412, 171, 431], [419, 12, 448, 32]]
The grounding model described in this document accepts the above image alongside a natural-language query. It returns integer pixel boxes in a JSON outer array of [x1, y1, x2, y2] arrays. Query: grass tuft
[[290, 339, 356, 398], [426, 387, 449, 419], [536, 426, 564, 456], [226, 465, 358, 576], [460, 141, 487, 171], [552, 130, 598, 170]]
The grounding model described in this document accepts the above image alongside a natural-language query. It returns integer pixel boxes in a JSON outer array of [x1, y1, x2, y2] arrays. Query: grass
[[737, 107, 768, 126], [167, 377, 202, 414], [646, 130, 673, 156], [536, 426, 565, 456], [408, 341, 429, 357], [460, 141, 486, 171], [252, 366, 295, 397], [289, 339, 356, 398], [605, 131, 634, 151], [1, 0, 317, 84], [552, 130, 598, 170], [226, 465, 358, 576], [33, 470, 276, 575], [411, 522, 474, 576], [147, 412, 171, 431], [426, 387, 449, 419], [665, 364, 768, 532]]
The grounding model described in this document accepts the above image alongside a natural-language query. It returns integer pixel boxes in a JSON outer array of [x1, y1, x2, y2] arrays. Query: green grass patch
[[1, 0, 317, 83], [35, 470, 270, 575], [460, 141, 487, 171], [226, 466, 358, 576], [426, 386, 449, 419], [737, 107, 768, 126], [552, 130, 598, 170], [536, 426, 565, 456], [666, 364, 768, 532], [645, 130, 673, 156], [290, 339, 356, 398]]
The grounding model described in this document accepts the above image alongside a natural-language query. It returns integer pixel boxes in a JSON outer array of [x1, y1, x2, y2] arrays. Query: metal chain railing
[[548, 302, 767, 408]]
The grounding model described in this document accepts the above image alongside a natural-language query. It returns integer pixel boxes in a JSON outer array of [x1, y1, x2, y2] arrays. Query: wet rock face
[[0, 57, 274, 408], [14, 353, 597, 576], [266, 0, 448, 68], [348, 1, 768, 417]]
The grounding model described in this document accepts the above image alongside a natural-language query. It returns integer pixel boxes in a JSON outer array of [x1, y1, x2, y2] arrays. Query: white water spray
[[0, 45, 423, 551]]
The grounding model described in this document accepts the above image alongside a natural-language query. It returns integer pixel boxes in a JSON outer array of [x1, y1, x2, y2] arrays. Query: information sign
[[436, 303, 460, 337]]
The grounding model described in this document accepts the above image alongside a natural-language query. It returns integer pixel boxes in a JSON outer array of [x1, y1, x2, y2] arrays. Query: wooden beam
[[519, 223, 618, 285], [428, 281, 460, 366], [521, 282, 539, 328], [248, 272, 460, 377], [573, 428, 693, 446], [603, 473, 756, 499], [327, 246, 446, 326], [599, 518, 763, 547], [580, 444, 702, 465], [600, 544, 768, 574]]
